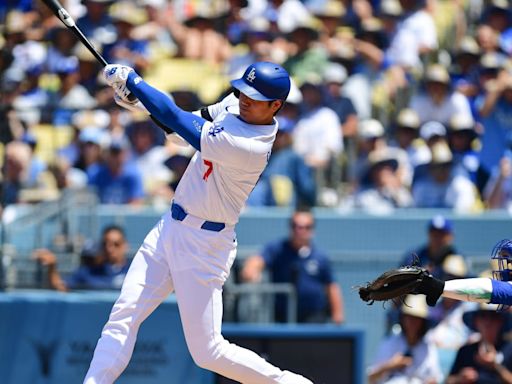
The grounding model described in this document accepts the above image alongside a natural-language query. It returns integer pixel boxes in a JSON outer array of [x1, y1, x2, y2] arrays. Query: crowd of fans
[[1, 0, 512, 212]]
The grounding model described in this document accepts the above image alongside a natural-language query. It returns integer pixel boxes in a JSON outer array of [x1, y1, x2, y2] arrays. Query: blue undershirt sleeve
[[126, 71, 205, 150], [491, 279, 512, 305]]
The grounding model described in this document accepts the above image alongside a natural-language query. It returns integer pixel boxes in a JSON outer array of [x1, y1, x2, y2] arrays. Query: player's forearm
[[126, 72, 203, 150], [442, 278, 493, 303]]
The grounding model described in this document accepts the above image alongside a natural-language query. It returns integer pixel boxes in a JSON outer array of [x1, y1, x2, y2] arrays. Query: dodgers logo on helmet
[[230, 62, 291, 102], [246, 68, 256, 83]]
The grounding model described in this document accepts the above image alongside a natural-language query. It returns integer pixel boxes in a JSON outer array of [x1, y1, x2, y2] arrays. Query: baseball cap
[[428, 215, 452, 232], [430, 141, 453, 165], [358, 119, 385, 139], [323, 63, 348, 84], [109, 137, 130, 151], [396, 108, 420, 129], [420, 121, 446, 141], [449, 114, 475, 132], [79, 127, 103, 145], [424, 64, 450, 84]]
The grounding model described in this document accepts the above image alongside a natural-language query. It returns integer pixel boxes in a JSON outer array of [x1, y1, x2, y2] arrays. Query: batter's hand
[[114, 93, 149, 115], [103, 64, 136, 103], [103, 64, 134, 86]]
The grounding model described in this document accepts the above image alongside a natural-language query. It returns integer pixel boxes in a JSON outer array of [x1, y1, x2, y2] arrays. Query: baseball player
[[418, 239, 512, 310], [83, 62, 314, 384]]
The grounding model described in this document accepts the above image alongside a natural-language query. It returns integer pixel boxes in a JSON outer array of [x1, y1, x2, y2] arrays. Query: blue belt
[[171, 203, 226, 232]]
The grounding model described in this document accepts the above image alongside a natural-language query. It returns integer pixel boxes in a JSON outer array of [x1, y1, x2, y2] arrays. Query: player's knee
[[188, 340, 227, 371]]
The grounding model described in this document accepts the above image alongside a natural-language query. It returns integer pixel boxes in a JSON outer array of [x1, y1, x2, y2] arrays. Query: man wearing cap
[[103, 2, 150, 72], [447, 115, 489, 195], [352, 147, 413, 212], [447, 302, 512, 384], [391, 108, 430, 172], [87, 137, 145, 205], [368, 295, 443, 384], [412, 141, 478, 212], [77, 0, 116, 47], [409, 64, 473, 127], [247, 116, 316, 208], [401, 215, 462, 280]]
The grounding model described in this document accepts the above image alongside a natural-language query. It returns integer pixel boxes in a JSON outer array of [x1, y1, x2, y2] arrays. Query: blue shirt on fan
[[261, 238, 334, 323]]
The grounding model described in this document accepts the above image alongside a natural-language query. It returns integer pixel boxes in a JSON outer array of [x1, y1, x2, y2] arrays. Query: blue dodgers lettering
[[208, 126, 224, 137]]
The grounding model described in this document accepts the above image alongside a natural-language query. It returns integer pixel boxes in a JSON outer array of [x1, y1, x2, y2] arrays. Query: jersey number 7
[[203, 160, 213, 181]]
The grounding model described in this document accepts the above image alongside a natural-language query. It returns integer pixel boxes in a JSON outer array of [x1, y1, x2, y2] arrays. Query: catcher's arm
[[442, 278, 493, 303]]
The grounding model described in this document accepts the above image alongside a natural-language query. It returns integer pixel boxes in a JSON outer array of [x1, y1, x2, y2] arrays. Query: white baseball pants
[[83, 210, 313, 384]]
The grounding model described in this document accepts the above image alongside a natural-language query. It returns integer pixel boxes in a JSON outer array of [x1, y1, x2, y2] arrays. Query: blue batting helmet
[[230, 62, 291, 101]]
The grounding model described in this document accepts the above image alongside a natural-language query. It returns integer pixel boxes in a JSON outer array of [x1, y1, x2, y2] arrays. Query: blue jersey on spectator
[[87, 163, 144, 204], [261, 238, 334, 322], [476, 96, 512, 172], [66, 261, 130, 290]]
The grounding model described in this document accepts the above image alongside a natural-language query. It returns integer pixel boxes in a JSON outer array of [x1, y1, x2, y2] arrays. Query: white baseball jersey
[[174, 94, 278, 225]]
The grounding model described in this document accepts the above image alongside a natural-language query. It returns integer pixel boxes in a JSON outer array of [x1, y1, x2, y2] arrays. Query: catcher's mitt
[[358, 265, 444, 306]]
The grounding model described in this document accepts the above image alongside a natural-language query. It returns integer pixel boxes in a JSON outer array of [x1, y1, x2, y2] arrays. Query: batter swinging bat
[[40, 0, 174, 134]]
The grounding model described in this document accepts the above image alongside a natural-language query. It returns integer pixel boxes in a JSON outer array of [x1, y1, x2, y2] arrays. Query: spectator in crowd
[[450, 36, 482, 101], [76, 0, 116, 48], [247, 117, 316, 208], [353, 118, 387, 187], [33, 224, 130, 291], [476, 63, 512, 173], [447, 114, 489, 195], [401, 215, 461, 279], [241, 210, 344, 324], [323, 62, 359, 141], [20, 131, 47, 188], [166, 10, 232, 65], [447, 303, 512, 384], [283, 18, 330, 85], [412, 141, 478, 212], [351, 147, 413, 212], [12, 64, 48, 125], [126, 118, 171, 198], [368, 294, 443, 384], [412, 120, 448, 185], [391, 108, 430, 178], [409, 64, 474, 126], [48, 57, 97, 126], [482, 0, 511, 34], [476, 23, 502, 54], [87, 137, 145, 205], [292, 80, 343, 191], [74, 127, 106, 173], [45, 25, 78, 74], [0, 140, 32, 205], [484, 145, 512, 210], [103, 3, 150, 72]]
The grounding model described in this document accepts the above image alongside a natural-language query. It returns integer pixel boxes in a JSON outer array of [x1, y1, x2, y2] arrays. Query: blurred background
[[1, 0, 512, 383]]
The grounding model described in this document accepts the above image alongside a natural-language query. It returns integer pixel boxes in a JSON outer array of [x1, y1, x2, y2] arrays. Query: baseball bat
[[40, 0, 174, 134], [41, 0, 108, 67]]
